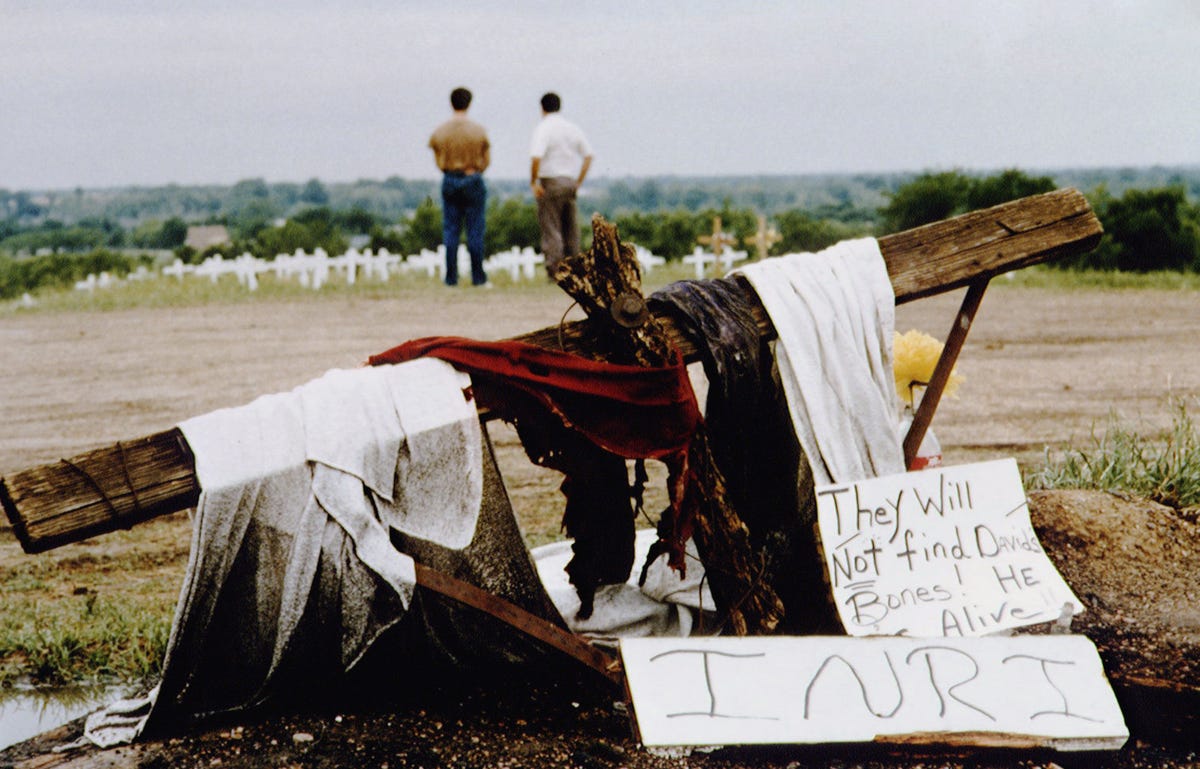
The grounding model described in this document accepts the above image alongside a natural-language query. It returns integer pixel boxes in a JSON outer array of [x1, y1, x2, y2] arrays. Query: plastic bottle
[[899, 407, 943, 470]]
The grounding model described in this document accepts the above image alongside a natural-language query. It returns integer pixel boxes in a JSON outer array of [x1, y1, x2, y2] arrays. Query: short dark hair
[[450, 87, 472, 111], [540, 92, 561, 112]]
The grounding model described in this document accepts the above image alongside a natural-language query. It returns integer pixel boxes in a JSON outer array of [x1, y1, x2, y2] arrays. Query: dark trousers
[[536, 177, 579, 275], [441, 173, 488, 286]]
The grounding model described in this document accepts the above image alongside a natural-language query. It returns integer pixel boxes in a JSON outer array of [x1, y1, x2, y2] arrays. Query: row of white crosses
[[488, 247, 544, 281], [162, 247, 406, 291], [397, 245, 546, 282], [74, 272, 119, 291], [634, 244, 666, 271], [407, 243, 669, 282], [684, 215, 782, 279], [72, 265, 154, 292], [155, 246, 560, 290], [68, 239, 678, 295], [402, 243, 669, 282]]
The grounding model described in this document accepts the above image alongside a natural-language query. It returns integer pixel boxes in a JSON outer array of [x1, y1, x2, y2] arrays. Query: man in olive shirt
[[429, 87, 490, 287]]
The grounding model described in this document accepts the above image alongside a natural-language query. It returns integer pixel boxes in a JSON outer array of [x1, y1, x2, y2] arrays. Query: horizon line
[[11, 162, 1200, 194]]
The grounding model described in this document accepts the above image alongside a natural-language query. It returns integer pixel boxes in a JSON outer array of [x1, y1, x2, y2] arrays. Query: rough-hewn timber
[[2, 429, 198, 554]]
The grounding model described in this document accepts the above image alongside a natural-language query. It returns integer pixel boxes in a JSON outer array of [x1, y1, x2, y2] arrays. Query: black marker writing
[[906, 645, 996, 722], [649, 649, 776, 721], [1003, 654, 1102, 723], [803, 652, 902, 719]]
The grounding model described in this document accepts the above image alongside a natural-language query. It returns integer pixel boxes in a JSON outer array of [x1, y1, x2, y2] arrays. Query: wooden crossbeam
[[2, 429, 199, 554], [881, 185, 1101, 303], [2, 189, 1102, 555], [519, 187, 1102, 355]]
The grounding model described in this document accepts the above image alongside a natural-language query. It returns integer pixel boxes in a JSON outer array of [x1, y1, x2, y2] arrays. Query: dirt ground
[[5, 283, 1200, 480], [2, 282, 1200, 768]]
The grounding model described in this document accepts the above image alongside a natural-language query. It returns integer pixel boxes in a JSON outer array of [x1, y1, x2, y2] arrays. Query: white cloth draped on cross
[[734, 237, 904, 485]]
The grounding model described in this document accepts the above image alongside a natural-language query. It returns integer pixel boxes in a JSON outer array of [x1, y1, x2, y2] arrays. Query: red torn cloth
[[367, 337, 703, 573]]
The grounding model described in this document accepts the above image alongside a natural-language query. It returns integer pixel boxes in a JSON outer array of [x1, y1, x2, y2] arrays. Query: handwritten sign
[[620, 635, 1127, 751], [815, 459, 1081, 637]]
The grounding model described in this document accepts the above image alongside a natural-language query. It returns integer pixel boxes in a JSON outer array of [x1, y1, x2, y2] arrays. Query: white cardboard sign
[[815, 458, 1081, 637], [620, 635, 1127, 751]]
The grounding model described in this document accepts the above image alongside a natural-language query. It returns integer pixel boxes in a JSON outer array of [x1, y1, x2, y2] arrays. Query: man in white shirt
[[530, 92, 593, 277]]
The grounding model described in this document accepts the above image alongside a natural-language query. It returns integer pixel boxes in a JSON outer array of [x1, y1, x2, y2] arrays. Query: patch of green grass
[[0, 259, 709, 316], [0, 591, 171, 685], [1026, 398, 1200, 511], [0, 517, 189, 687], [1003, 266, 1200, 291]]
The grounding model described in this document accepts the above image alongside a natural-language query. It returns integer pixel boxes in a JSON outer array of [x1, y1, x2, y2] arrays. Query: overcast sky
[[2, 1, 1198, 190]]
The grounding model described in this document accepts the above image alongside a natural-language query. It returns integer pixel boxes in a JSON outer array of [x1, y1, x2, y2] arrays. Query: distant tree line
[[4, 167, 1200, 300], [0, 174, 894, 229], [876, 169, 1200, 272], [5, 166, 1197, 230]]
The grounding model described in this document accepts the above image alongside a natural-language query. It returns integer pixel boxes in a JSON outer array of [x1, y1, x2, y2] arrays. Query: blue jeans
[[441, 173, 488, 285]]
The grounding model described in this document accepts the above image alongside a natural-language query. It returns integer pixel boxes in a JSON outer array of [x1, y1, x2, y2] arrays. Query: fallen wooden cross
[[19, 187, 1177, 755], [1, 187, 1103, 556]]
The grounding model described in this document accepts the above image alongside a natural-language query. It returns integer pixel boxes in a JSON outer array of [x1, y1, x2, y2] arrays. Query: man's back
[[530, 113, 590, 178], [430, 117, 490, 174]]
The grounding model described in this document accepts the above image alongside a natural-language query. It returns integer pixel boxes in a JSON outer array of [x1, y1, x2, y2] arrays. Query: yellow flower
[[893, 329, 964, 406]]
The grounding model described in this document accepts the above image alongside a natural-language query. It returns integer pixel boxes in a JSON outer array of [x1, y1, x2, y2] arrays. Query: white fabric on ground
[[532, 529, 716, 645], [733, 238, 904, 485], [85, 360, 479, 748]]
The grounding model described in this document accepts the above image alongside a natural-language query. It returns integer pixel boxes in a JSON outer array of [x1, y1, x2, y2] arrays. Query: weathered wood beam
[[2, 189, 1103, 554], [519, 187, 1102, 356], [2, 429, 198, 554], [882, 185, 1101, 303]]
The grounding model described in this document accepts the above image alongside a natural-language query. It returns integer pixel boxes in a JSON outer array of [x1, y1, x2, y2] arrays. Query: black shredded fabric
[[649, 277, 831, 632], [501, 387, 636, 621]]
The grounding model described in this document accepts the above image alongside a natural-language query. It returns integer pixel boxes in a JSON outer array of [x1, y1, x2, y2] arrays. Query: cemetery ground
[[1, 277, 1199, 768]]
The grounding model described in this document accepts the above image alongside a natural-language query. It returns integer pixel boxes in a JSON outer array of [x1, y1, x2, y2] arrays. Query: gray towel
[[85, 360, 480, 747]]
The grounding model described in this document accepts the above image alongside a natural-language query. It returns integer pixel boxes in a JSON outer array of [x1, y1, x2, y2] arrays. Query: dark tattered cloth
[[648, 278, 823, 632], [367, 337, 704, 615], [649, 278, 796, 516]]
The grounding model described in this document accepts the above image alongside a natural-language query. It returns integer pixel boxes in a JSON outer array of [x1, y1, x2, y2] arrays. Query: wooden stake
[[903, 278, 989, 469], [554, 215, 785, 634]]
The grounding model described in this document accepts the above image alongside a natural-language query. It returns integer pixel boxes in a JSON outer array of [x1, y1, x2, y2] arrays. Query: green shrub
[[485, 198, 540, 255], [0, 249, 147, 300]]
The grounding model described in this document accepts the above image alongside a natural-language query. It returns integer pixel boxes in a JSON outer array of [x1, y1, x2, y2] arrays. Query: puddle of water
[[0, 684, 132, 751]]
